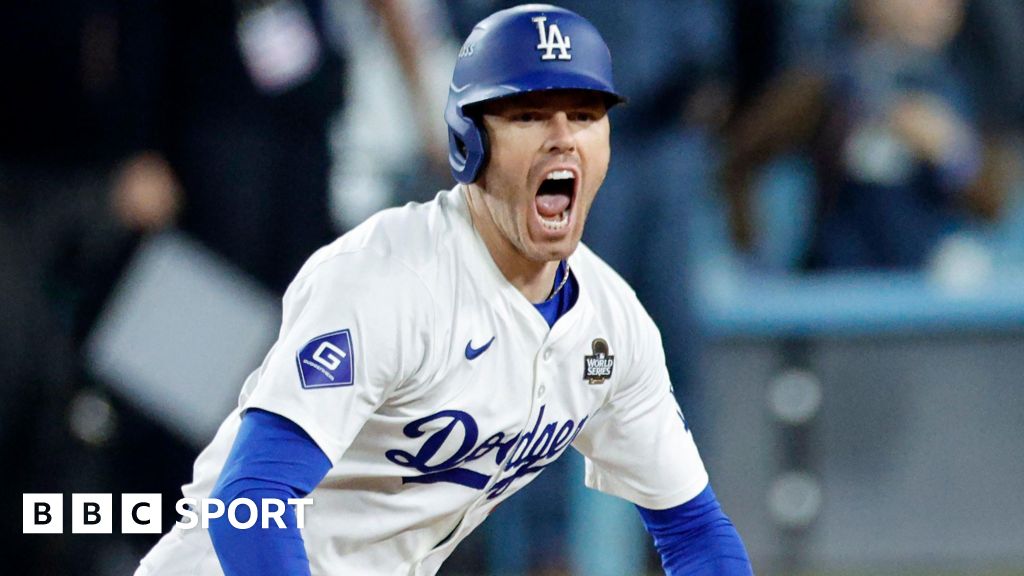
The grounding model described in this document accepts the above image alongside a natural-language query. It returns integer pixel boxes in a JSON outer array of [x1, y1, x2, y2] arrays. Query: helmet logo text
[[531, 16, 571, 61]]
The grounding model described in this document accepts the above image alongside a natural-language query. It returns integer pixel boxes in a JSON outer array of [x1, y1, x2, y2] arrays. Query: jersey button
[[543, 349, 552, 361], [537, 385, 546, 397]]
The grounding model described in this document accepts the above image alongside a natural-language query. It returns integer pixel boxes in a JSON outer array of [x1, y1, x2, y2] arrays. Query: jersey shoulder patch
[[296, 330, 355, 389]]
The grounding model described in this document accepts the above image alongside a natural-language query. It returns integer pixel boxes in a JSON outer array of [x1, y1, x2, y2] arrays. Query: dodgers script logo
[[532, 15, 571, 61], [385, 405, 588, 499], [296, 330, 354, 388]]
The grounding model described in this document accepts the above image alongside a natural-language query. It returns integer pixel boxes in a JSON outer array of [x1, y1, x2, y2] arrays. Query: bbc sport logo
[[22, 493, 314, 534]]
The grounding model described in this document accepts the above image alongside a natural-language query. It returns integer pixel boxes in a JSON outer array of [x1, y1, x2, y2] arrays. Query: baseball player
[[136, 4, 752, 575]]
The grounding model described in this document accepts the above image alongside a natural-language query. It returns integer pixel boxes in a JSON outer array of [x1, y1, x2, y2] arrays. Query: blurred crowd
[[722, 0, 1023, 272], [2, 0, 1023, 574]]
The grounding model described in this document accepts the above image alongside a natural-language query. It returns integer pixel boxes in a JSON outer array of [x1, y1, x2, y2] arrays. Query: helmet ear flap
[[474, 120, 490, 181], [446, 104, 489, 184]]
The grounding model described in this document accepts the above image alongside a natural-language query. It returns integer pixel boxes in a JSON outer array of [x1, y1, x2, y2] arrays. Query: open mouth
[[534, 169, 576, 231]]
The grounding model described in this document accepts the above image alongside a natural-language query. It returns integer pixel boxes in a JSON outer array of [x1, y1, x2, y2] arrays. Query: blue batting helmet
[[445, 4, 626, 184]]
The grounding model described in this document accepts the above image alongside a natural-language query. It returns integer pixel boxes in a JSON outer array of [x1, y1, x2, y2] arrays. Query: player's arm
[[636, 484, 752, 575], [205, 245, 436, 574], [572, 305, 753, 574], [207, 409, 331, 576]]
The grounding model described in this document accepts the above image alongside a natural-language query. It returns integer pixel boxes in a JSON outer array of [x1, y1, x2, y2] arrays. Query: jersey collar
[[445, 186, 590, 337]]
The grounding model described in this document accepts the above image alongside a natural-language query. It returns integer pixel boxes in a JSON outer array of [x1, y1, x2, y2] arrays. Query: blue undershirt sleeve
[[207, 409, 333, 576], [637, 484, 754, 575]]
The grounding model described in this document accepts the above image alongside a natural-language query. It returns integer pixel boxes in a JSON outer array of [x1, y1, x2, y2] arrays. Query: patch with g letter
[[296, 330, 354, 389]]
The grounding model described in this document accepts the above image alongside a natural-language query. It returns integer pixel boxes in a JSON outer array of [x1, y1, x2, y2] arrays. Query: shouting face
[[471, 89, 611, 265]]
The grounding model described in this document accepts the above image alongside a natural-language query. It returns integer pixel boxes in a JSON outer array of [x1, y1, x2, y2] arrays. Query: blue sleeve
[[637, 484, 754, 575], [207, 409, 333, 576]]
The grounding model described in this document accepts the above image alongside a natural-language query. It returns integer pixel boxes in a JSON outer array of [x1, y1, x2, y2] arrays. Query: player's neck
[[495, 253, 561, 305], [465, 186, 560, 304]]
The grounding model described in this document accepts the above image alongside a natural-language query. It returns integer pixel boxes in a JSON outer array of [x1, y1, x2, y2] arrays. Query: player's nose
[[543, 111, 576, 155]]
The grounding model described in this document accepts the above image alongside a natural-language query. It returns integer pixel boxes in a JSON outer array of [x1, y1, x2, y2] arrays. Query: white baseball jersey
[[136, 186, 708, 576]]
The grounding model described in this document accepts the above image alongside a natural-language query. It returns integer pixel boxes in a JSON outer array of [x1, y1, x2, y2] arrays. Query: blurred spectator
[[325, 0, 454, 231], [956, 0, 1024, 133], [953, 0, 1024, 227], [221, 0, 454, 286], [167, 0, 343, 294], [1, 1, 185, 573], [722, 0, 1012, 270], [1, 0, 348, 572], [4, 0, 480, 571]]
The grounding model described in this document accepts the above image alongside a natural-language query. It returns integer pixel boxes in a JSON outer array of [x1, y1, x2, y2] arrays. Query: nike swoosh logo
[[450, 82, 471, 93], [465, 336, 495, 360]]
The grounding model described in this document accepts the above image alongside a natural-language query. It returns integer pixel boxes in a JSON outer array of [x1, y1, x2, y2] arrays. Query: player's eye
[[569, 107, 603, 122], [512, 111, 539, 122]]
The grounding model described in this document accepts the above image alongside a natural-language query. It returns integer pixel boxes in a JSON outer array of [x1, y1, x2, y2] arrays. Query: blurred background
[[3, 0, 1023, 574]]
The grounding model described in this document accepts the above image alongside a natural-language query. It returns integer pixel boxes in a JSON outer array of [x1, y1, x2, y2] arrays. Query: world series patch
[[296, 330, 354, 389], [583, 338, 614, 384]]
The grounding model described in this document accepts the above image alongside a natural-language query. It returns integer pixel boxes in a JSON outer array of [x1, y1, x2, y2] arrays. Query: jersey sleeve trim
[[586, 466, 709, 511], [241, 402, 351, 464]]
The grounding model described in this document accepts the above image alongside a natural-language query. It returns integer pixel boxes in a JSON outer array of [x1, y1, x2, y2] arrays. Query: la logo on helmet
[[532, 16, 571, 60]]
